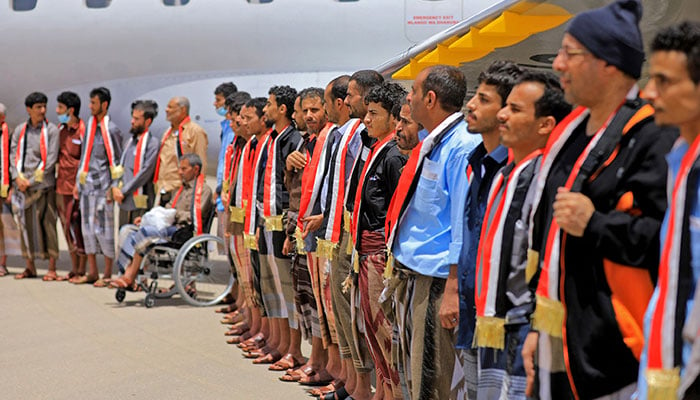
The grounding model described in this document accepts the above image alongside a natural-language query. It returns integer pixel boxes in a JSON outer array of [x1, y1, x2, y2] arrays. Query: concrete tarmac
[[0, 254, 313, 400]]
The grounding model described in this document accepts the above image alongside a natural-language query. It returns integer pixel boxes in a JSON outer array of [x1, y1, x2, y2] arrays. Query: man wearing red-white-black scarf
[[11, 92, 59, 281], [249, 86, 302, 365], [112, 100, 159, 227], [471, 70, 570, 400], [74, 87, 123, 286], [521, 1, 678, 398]]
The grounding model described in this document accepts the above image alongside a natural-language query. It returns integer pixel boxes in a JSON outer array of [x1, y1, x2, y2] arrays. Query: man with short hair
[[219, 91, 254, 329], [520, 1, 677, 398], [237, 98, 272, 354], [0, 103, 11, 277], [472, 70, 570, 400], [154, 96, 208, 206], [308, 70, 383, 397], [74, 87, 123, 286], [249, 86, 302, 365], [112, 100, 160, 227], [384, 65, 481, 399], [110, 153, 213, 289], [218, 90, 252, 318], [54, 91, 86, 282], [11, 92, 60, 280], [213, 82, 238, 248], [214, 82, 238, 204], [279, 88, 336, 386], [637, 21, 700, 400], [456, 60, 521, 398], [270, 88, 329, 375], [394, 95, 422, 155], [352, 82, 408, 400]]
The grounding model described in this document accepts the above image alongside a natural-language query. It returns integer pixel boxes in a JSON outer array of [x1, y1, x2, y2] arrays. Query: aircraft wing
[[376, 0, 700, 91]]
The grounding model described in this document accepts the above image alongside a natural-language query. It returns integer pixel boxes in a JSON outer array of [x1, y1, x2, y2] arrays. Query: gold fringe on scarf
[[646, 368, 680, 400], [532, 294, 564, 338], [473, 316, 506, 350]]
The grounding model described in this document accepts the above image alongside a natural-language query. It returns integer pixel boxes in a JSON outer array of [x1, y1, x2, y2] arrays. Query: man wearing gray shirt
[[74, 87, 122, 286], [111, 100, 159, 227], [11, 92, 60, 280]]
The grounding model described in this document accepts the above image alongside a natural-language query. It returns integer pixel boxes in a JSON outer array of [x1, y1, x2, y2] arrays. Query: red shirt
[[56, 121, 83, 195]]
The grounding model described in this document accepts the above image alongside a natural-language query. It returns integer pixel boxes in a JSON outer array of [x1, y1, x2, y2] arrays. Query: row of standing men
[[0, 89, 209, 285], [200, 9, 700, 400], [1, 3, 699, 399]]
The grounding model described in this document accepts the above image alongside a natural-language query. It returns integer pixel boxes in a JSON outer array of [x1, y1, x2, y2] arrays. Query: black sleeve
[[584, 123, 678, 272], [384, 151, 408, 196]]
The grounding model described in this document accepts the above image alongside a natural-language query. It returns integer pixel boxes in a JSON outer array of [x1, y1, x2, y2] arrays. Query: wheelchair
[[115, 207, 235, 308]]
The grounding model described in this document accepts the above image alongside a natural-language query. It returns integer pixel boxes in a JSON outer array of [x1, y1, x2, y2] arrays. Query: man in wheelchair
[[110, 153, 213, 289]]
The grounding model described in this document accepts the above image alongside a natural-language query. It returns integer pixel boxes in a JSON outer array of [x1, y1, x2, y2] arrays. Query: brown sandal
[[15, 269, 37, 279], [56, 271, 78, 282], [252, 349, 282, 364], [268, 354, 306, 371]]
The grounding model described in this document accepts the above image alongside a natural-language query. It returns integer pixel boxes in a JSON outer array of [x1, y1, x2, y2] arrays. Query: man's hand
[[286, 151, 307, 171], [112, 187, 124, 204], [73, 186, 79, 200], [302, 214, 323, 238], [15, 177, 30, 193], [133, 216, 142, 226], [5, 188, 12, 204], [523, 331, 539, 397], [438, 266, 460, 329], [553, 187, 595, 237], [282, 237, 294, 256]]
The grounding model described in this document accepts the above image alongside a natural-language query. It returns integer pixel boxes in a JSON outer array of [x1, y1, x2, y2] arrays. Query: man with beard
[[472, 70, 570, 399], [394, 95, 422, 155], [456, 61, 522, 398], [385, 65, 481, 399], [73, 87, 123, 286], [272, 88, 330, 377], [521, 1, 676, 397], [237, 98, 273, 356], [248, 86, 302, 365], [11, 92, 60, 280], [220, 92, 256, 332], [112, 100, 159, 227], [153, 97, 208, 206]]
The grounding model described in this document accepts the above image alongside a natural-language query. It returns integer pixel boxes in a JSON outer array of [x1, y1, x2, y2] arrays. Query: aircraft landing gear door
[[404, 0, 462, 43]]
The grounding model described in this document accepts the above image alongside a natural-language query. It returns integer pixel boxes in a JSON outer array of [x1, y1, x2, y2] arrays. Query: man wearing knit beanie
[[520, 0, 678, 399]]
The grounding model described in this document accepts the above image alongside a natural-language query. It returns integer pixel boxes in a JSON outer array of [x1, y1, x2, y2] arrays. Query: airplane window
[[246, 0, 274, 3], [12, 0, 37, 11], [164, 0, 191, 5], [86, 0, 111, 8]]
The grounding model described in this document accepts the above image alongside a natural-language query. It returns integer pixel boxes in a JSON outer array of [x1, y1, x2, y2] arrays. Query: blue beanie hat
[[567, 0, 645, 79]]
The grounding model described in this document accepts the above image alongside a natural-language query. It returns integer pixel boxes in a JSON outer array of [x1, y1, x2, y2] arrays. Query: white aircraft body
[[0, 0, 496, 173]]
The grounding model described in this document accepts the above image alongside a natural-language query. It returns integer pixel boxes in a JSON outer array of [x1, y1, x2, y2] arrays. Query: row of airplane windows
[[10, 0, 371, 11]]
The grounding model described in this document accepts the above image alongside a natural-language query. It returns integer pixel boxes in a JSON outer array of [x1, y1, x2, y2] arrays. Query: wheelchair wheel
[[115, 289, 126, 303], [173, 234, 234, 307], [139, 245, 177, 299], [144, 293, 155, 308]]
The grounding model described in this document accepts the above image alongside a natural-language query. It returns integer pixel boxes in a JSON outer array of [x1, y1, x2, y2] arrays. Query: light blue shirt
[[637, 138, 700, 399], [392, 113, 481, 278], [216, 119, 235, 211]]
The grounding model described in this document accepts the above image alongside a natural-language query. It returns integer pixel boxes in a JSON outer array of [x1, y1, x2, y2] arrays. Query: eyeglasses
[[557, 47, 588, 60]]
